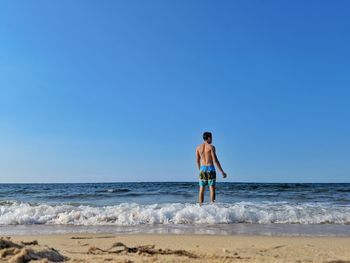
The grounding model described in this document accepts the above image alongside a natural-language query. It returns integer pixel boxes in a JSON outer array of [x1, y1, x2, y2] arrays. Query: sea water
[[0, 182, 349, 236]]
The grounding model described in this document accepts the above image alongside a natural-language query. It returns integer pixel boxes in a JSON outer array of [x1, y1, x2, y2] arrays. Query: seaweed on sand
[[0, 237, 67, 262], [88, 241, 198, 258]]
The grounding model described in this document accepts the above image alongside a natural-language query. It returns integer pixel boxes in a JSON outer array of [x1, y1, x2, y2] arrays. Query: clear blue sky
[[0, 1, 349, 183]]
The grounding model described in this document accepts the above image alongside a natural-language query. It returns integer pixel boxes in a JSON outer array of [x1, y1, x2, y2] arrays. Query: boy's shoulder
[[196, 144, 202, 151]]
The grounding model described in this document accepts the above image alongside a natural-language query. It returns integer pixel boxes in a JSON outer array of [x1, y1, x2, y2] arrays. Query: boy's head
[[203, 132, 212, 144]]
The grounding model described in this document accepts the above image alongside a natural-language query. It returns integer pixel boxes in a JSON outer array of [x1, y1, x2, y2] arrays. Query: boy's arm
[[196, 148, 201, 170], [211, 146, 227, 178]]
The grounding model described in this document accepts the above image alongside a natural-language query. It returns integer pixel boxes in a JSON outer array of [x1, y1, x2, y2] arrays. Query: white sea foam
[[0, 201, 349, 226]]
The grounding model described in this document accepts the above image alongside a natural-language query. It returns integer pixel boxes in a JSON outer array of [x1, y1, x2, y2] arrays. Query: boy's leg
[[199, 186, 205, 205], [209, 185, 215, 202]]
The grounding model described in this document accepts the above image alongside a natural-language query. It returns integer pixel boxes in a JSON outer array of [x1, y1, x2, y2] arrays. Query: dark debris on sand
[[0, 237, 68, 262], [88, 241, 199, 259]]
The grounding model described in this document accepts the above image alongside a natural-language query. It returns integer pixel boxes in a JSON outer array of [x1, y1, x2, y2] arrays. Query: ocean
[[1, 182, 349, 236]]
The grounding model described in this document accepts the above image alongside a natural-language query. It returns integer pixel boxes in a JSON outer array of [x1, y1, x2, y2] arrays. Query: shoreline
[[2, 223, 350, 237], [2, 233, 350, 262]]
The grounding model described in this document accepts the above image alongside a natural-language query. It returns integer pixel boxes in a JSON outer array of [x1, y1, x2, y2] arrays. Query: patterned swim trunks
[[199, 165, 216, 187]]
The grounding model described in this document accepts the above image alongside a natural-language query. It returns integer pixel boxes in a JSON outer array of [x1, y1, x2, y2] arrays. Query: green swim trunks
[[199, 165, 216, 187]]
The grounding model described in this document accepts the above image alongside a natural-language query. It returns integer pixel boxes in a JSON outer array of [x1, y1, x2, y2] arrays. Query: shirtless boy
[[196, 132, 227, 204]]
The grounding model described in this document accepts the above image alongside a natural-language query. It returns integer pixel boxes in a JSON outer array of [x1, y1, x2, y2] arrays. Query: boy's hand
[[222, 172, 227, 178]]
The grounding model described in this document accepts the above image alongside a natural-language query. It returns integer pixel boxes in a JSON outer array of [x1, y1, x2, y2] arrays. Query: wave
[[106, 188, 131, 193], [95, 188, 131, 193], [0, 201, 350, 226]]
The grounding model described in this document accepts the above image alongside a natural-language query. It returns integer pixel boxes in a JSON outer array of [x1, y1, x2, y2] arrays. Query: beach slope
[[1, 234, 350, 262]]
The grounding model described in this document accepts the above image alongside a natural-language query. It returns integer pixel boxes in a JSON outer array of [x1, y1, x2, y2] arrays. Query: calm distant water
[[1, 182, 349, 235]]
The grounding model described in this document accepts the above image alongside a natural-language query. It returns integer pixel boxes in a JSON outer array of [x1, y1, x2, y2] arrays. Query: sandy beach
[[0, 234, 349, 262]]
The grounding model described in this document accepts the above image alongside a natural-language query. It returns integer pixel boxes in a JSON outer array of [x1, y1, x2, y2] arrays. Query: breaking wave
[[1, 201, 349, 226]]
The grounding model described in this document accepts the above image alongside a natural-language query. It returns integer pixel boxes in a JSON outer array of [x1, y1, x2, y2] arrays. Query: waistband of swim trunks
[[200, 165, 215, 169]]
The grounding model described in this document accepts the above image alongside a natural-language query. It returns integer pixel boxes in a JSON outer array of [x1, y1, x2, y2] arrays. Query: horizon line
[[0, 181, 349, 184]]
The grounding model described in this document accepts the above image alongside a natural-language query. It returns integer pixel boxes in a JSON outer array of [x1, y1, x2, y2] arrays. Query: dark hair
[[203, 132, 212, 141]]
